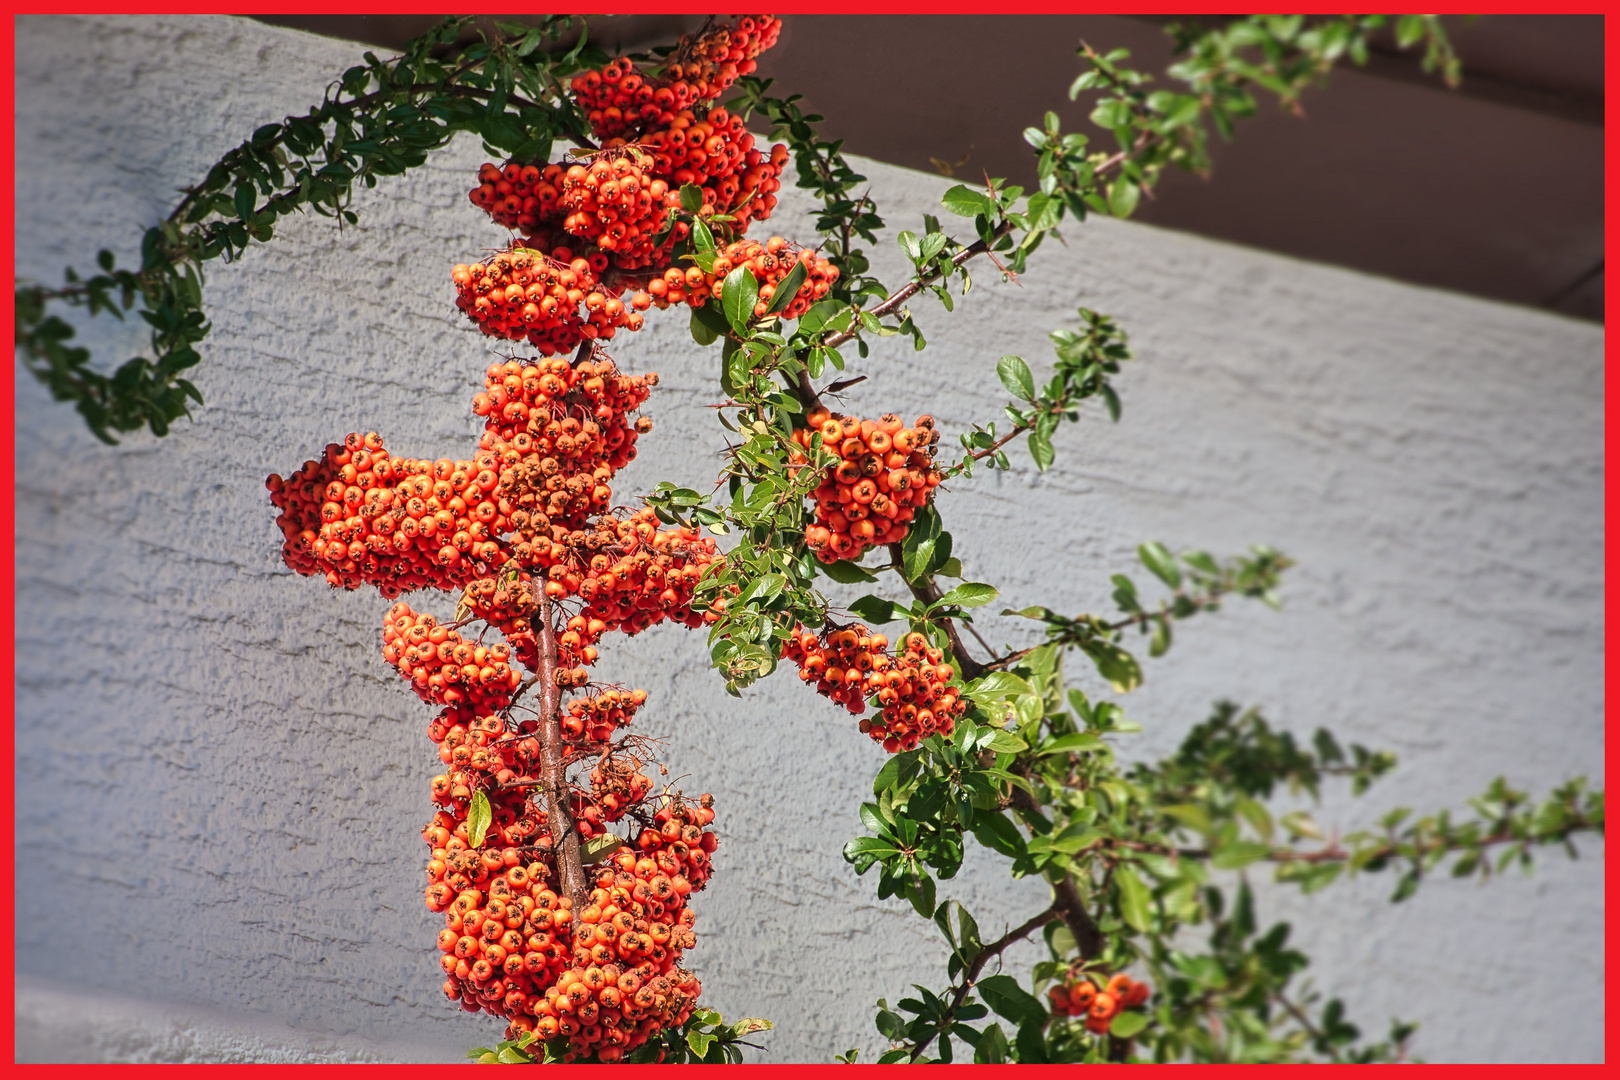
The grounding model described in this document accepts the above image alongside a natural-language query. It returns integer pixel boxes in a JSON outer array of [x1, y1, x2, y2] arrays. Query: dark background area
[[247, 13, 1604, 322]]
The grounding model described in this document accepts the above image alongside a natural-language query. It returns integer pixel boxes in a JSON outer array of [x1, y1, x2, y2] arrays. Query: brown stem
[[887, 542, 986, 681], [795, 367, 823, 415], [1002, 761, 1105, 964], [1275, 990, 1332, 1055], [1089, 813, 1603, 867], [1051, 873, 1105, 961], [983, 589, 1232, 673], [908, 904, 1061, 1062], [824, 222, 1014, 350], [535, 592, 588, 912]]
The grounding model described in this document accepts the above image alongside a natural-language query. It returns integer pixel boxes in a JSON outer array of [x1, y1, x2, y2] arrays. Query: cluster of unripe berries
[[789, 409, 943, 563], [570, 17, 782, 141], [452, 247, 652, 356], [782, 627, 967, 753], [1048, 971, 1152, 1035], [641, 236, 834, 319]]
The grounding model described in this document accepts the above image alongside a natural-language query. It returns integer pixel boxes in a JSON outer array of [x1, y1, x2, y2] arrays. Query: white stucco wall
[[14, 14, 1603, 1064]]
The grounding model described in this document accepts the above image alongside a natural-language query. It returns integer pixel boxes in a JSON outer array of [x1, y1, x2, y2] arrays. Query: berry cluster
[[423, 775, 720, 1062], [782, 626, 967, 753], [789, 409, 943, 563], [570, 17, 782, 142], [470, 161, 555, 234], [513, 797, 718, 1060], [643, 236, 834, 319], [625, 109, 788, 232], [384, 604, 522, 713], [556, 151, 678, 262], [452, 248, 651, 356], [657, 15, 782, 104], [267, 432, 511, 596], [456, 17, 797, 353], [474, 355, 654, 532], [269, 330, 734, 1056], [1048, 972, 1152, 1035]]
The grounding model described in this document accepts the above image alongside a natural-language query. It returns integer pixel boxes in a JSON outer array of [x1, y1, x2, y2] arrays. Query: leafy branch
[[16, 15, 601, 442]]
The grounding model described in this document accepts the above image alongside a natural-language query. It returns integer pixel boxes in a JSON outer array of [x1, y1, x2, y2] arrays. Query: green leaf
[[1137, 541, 1181, 589], [1079, 639, 1142, 693], [849, 595, 899, 624], [936, 582, 998, 609], [1396, 13, 1426, 48], [1234, 796, 1274, 842], [721, 265, 759, 335], [467, 790, 492, 849], [1110, 1010, 1151, 1039], [740, 572, 787, 604], [1108, 178, 1140, 219], [906, 873, 937, 919], [1038, 732, 1104, 756], [580, 834, 625, 863], [689, 304, 721, 346], [764, 259, 808, 316], [941, 184, 994, 218], [686, 1029, 716, 1058], [1027, 430, 1054, 472], [679, 183, 705, 212], [690, 216, 717, 253], [818, 559, 877, 584], [901, 509, 941, 582], [984, 730, 1028, 754], [1114, 865, 1153, 932], [972, 811, 1028, 858], [970, 672, 1032, 699], [996, 355, 1035, 400], [1211, 841, 1272, 870], [977, 975, 1047, 1029]]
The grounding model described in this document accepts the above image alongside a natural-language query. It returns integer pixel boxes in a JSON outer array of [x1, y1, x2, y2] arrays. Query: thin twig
[[907, 905, 1060, 1062]]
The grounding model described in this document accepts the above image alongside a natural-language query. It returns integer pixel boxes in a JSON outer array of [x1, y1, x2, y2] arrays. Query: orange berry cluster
[[782, 626, 967, 753], [512, 799, 718, 1060], [421, 762, 720, 1061], [643, 236, 835, 319], [384, 603, 522, 713], [1048, 972, 1152, 1035], [453, 247, 652, 357], [470, 161, 555, 234], [556, 151, 680, 264], [473, 355, 653, 532], [622, 108, 788, 233], [457, 18, 792, 352], [789, 409, 943, 564], [570, 17, 782, 142], [267, 432, 513, 597]]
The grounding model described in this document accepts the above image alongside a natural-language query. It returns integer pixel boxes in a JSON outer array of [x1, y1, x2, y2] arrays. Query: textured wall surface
[[14, 14, 1604, 1064]]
